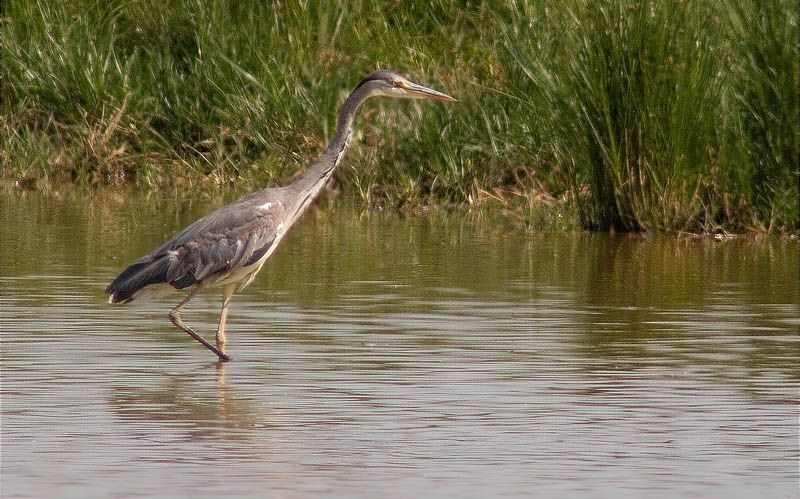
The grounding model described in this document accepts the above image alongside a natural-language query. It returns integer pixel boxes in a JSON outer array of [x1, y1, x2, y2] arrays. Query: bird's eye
[[391, 80, 403, 88]]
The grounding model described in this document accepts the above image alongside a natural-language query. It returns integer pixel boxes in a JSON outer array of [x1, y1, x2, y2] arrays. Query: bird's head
[[354, 70, 456, 103]]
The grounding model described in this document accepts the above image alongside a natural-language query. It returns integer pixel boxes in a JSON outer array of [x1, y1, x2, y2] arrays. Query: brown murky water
[[2, 188, 798, 497]]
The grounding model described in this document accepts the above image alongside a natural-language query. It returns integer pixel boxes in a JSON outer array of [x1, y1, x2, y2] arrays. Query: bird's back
[[106, 187, 291, 303]]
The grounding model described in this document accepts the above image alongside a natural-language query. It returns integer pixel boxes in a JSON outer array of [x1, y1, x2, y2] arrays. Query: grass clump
[[2, 0, 797, 233], [503, 0, 798, 232], [726, 0, 799, 232]]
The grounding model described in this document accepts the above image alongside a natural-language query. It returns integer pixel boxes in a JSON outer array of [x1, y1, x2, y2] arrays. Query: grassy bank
[[2, 0, 798, 233]]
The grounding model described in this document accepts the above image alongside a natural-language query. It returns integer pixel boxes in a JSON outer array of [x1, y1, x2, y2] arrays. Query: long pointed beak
[[404, 81, 457, 102]]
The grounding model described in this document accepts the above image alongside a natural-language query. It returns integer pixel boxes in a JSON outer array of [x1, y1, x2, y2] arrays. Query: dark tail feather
[[106, 256, 170, 304]]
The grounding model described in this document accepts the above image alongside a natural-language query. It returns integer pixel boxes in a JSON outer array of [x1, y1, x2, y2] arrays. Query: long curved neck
[[289, 85, 373, 203]]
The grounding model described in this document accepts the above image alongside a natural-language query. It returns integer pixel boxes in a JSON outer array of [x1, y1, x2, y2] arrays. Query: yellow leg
[[169, 287, 231, 362], [216, 283, 236, 357]]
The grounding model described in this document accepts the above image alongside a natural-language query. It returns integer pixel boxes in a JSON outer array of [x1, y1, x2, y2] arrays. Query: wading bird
[[106, 70, 455, 361]]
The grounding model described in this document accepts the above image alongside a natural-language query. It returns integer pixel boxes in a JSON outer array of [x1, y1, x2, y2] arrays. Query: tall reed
[[2, 0, 797, 232]]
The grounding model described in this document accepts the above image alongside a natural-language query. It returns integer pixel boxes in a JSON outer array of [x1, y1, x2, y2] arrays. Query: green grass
[[2, 0, 798, 233]]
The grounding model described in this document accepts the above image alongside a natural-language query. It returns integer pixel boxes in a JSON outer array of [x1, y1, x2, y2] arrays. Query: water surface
[[2, 188, 798, 498]]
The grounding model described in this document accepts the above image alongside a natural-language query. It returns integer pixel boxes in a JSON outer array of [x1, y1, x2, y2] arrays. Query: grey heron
[[105, 70, 455, 361]]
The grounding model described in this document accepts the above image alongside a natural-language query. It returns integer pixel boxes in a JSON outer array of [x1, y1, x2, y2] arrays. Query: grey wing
[[163, 198, 287, 288], [106, 189, 289, 303]]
